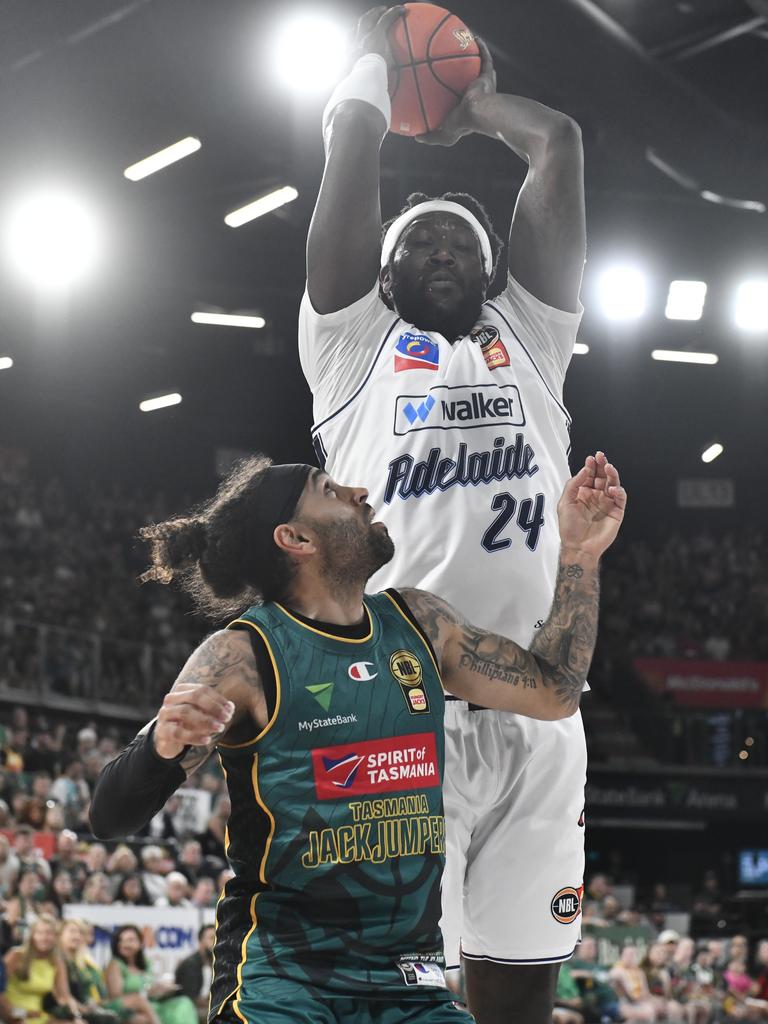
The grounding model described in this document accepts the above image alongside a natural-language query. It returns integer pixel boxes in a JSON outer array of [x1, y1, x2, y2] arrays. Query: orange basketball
[[387, 3, 481, 137]]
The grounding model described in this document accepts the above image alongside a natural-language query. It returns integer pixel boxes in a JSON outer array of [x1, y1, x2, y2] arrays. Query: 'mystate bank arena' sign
[[635, 658, 768, 708]]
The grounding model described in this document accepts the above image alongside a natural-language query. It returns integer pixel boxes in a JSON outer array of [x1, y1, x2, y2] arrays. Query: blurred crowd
[[601, 529, 768, 662]]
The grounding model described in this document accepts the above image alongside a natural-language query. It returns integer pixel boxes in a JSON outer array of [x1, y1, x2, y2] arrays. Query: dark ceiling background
[[0, 0, 766, 528]]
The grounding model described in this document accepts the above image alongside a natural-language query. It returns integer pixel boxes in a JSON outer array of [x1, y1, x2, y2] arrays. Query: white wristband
[[322, 53, 391, 150]]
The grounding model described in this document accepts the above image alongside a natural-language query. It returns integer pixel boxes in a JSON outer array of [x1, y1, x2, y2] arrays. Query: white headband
[[380, 200, 493, 272]]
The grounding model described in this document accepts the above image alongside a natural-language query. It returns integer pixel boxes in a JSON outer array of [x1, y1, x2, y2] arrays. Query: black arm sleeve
[[89, 723, 186, 840]]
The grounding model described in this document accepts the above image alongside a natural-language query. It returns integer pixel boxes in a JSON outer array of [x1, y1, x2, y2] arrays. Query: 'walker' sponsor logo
[[298, 713, 358, 733], [311, 732, 440, 800], [394, 384, 524, 435], [384, 434, 539, 503]]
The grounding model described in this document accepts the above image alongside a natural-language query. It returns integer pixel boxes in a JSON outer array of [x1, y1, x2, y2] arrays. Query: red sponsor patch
[[311, 732, 440, 800], [395, 355, 439, 373], [482, 339, 510, 370]]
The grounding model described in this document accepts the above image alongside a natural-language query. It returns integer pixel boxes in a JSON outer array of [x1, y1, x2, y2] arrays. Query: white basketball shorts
[[440, 702, 587, 967]]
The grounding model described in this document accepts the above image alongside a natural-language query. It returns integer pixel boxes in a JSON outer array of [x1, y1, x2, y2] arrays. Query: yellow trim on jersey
[[211, 753, 231, 1019], [219, 618, 282, 747], [231, 892, 259, 1024], [381, 591, 445, 691], [251, 751, 276, 886], [273, 601, 374, 644]]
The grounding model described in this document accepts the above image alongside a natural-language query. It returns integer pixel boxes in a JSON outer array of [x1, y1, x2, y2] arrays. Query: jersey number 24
[[481, 492, 545, 553]]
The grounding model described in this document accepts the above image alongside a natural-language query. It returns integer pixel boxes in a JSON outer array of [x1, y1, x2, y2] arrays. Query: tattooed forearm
[[457, 629, 539, 689], [529, 559, 600, 714]]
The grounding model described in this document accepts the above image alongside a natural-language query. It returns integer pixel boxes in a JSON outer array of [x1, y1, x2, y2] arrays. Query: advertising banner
[[64, 904, 199, 978], [634, 658, 768, 708]]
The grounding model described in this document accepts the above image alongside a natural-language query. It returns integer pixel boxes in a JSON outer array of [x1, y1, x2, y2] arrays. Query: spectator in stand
[[49, 763, 89, 831], [553, 961, 585, 1024], [57, 919, 115, 1023], [189, 879, 215, 911], [174, 925, 214, 1022], [13, 829, 51, 883], [175, 844, 220, 887], [642, 942, 684, 1023], [723, 952, 768, 1020], [80, 874, 112, 906], [0, 955, 13, 1024], [83, 846, 107, 876], [692, 872, 723, 922], [104, 926, 196, 1024], [0, 837, 20, 897], [138, 849, 167, 905], [196, 798, 228, 860], [49, 834, 86, 899], [755, 941, 768, 1002], [5, 869, 50, 941], [570, 935, 622, 1023], [105, 848, 138, 879], [4, 914, 69, 1022], [113, 876, 150, 908], [43, 808, 65, 836], [50, 874, 75, 915], [610, 946, 657, 1022], [155, 874, 190, 909]]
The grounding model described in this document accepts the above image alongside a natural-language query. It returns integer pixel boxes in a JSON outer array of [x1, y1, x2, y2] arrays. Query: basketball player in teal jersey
[[91, 452, 625, 1024], [300, 8, 588, 1022]]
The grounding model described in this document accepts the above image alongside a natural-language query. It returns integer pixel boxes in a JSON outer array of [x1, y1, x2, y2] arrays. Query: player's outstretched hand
[[557, 452, 627, 561], [154, 682, 235, 760], [415, 36, 496, 146], [351, 6, 405, 70]]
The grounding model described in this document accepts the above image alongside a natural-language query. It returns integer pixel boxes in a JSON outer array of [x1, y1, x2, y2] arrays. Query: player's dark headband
[[255, 463, 313, 531]]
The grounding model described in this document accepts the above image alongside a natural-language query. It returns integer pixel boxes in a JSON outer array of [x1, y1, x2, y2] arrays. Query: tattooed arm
[[401, 452, 626, 720], [90, 631, 265, 838]]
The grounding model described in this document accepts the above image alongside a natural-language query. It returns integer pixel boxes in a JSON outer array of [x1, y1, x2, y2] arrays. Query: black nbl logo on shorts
[[551, 886, 582, 924]]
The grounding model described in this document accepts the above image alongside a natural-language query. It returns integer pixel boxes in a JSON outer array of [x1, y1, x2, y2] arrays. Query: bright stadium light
[[271, 12, 348, 95], [665, 280, 707, 321], [0, 357, 13, 371], [124, 137, 201, 181], [139, 393, 182, 413], [4, 189, 100, 290], [652, 350, 718, 365], [596, 265, 648, 322], [734, 279, 768, 332], [573, 343, 589, 355], [191, 312, 265, 329], [701, 442, 724, 464], [225, 186, 298, 228]]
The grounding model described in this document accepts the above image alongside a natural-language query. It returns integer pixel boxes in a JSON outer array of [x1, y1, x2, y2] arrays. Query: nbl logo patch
[[394, 332, 440, 373], [551, 886, 583, 924], [471, 324, 510, 370], [390, 650, 430, 715]]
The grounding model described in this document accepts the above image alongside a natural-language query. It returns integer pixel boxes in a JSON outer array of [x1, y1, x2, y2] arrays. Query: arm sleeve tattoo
[[400, 558, 599, 716]]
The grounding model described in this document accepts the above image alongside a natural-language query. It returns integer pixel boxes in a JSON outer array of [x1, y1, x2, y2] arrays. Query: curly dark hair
[[110, 925, 148, 972], [380, 190, 503, 299], [139, 454, 298, 622]]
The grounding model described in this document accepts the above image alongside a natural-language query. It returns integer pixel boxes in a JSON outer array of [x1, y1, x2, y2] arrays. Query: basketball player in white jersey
[[298, 8, 587, 1022]]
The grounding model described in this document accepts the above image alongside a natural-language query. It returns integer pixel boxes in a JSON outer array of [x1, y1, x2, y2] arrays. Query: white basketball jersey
[[298, 275, 583, 644]]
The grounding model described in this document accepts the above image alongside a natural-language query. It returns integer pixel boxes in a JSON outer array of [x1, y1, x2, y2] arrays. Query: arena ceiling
[[0, 0, 766, 521]]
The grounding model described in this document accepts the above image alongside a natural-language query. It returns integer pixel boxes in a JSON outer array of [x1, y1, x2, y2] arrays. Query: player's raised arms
[[414, 39, 586, 314], [401, 454, 626, 718], [306, 7, 403, 314]]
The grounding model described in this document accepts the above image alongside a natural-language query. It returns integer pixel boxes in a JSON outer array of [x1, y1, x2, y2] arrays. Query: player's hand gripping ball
[[387, 3, 481, 136]]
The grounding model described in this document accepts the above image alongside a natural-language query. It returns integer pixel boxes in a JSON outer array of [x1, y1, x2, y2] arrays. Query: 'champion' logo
[[348, 662, 377, 681]]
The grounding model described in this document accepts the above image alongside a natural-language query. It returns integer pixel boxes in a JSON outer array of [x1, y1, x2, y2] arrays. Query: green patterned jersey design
[[209, 590, 451, 1012]]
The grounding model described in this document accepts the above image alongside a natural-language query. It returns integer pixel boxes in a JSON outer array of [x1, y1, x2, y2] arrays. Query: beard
[[308, 516, 395, 592], [389, 271, 484, 341]]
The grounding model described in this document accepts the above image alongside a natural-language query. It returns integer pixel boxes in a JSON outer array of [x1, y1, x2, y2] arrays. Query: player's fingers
[[375, 5, 405, 34], [476, 37, 495, 79], [607, 484, 628, 510], [605, 461, 621, 489], [166, 681, 235, 712], [561, 464, 591, 502], [161, 691, 234, 728]]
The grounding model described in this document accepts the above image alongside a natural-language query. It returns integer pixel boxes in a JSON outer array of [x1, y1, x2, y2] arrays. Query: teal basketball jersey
[[209, 590, 453, 1012]]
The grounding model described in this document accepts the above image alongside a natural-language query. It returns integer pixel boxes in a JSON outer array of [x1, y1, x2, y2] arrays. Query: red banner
[[311, 732, 440, 800], [635, 658, 768, 708]]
